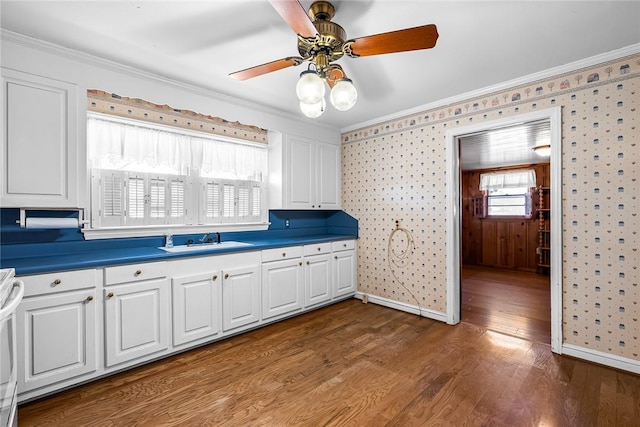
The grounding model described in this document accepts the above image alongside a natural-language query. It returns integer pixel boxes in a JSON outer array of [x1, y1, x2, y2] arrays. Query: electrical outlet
[[285, 219, 290, 228], [362, 294, 368, 304]]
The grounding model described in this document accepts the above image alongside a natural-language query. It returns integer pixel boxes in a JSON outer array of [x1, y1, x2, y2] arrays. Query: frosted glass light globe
[[300, 98, 326, 118], [296, 70, 325, 104], [330, 78, 357, 111], [533, 144, 551, 157]]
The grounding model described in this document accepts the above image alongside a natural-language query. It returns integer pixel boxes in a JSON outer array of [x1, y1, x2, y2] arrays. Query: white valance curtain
[[479, 170, 536, 191], [87, 116, 267, 181]]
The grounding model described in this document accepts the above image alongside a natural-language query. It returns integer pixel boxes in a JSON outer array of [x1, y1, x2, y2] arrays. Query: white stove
[[0, 270, 15, 308], [0, 269, 23, 427]]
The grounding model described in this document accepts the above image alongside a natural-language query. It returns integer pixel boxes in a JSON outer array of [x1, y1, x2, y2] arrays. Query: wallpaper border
[[343, 53, 640, 144]]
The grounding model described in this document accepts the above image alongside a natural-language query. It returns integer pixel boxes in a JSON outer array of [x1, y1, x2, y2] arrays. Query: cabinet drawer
[[262, 246, 303, 263], [332, 240, 355, 252], [104, 261, 168, 286], [303, 242, 332, 256], [20, 269, 96, 297]]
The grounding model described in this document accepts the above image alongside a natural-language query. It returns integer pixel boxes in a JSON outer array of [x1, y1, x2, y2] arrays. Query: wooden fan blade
[[229, 57, 304, 81], [346, 24, 439, 57], [269, 0, 318, 38]]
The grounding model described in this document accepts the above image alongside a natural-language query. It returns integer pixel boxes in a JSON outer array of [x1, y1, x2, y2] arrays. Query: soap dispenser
[[165, 234, 174, 248]]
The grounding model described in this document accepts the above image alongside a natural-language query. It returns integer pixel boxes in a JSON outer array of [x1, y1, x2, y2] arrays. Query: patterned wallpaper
[[342, 53, 639, 361]]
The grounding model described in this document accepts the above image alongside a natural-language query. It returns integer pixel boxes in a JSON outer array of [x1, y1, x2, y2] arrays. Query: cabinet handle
[[107, 292, 114, 298], [317, 247, 321, 251], [343, 243, 347, 247], [299, 261, 302, 266], [86, 296, 94, 302], [318, 205, 321, 208], [306, 261, 310, 265], [53, 279, 61, 286], [224, 273, 229, 279], [212, 275, 218, 281], [335, 256, 338, 259], [134, 270, 142, 276], [282, 252, 286, 257]]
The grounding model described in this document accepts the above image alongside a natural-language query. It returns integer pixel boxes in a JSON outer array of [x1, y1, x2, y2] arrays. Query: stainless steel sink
[[159, 241, 254, 253]]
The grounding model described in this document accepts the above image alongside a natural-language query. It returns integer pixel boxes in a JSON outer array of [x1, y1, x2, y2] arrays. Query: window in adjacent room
[[479, 169, 536, 217]]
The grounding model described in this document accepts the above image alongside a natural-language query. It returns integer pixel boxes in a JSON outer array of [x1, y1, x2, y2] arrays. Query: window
[[88, 114, 267, 232], [479, 169, 536, 217], [487, 186, 532, 216]]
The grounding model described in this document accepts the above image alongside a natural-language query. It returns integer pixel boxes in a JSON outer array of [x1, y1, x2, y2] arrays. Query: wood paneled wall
[[461, 163, 550, 271]]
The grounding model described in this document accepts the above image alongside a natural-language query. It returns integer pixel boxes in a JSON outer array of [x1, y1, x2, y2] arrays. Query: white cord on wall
[[387, 220, 423, 312]]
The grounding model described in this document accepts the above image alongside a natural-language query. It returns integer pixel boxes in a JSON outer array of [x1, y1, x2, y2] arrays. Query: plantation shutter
[[126, 174, 145, 225], [94, 170, 125, 227], [251, 185, 262, 218], [169, 178, 186, 223], [237, 184, 250, 220], [222, 183, 235, 221], [149, 176, 166, 223], [202, 180, 221, 223]]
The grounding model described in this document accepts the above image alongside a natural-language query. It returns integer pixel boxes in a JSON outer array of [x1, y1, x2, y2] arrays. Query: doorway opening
[[445, 108, 563, 353]]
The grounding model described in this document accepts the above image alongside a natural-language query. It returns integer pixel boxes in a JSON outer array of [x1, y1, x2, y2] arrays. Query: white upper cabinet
[[269, 133, 341, 210], [1, 68, 79, 208], [288, 135, 315, 208], [316, 140, 340, 209]]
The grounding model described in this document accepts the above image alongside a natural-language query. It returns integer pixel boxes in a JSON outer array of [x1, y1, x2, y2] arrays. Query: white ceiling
[[459, 119, 550, 170], [1, 1, 639, 131]]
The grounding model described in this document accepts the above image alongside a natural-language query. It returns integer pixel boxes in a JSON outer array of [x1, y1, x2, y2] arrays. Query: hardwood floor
[[19, 300, 639, 426], [461, 265, 551, 344]]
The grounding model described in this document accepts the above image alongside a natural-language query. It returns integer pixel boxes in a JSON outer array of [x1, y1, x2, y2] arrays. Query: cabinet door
[[334, 250, 357, 297], [287, 135, 315, 209], [104, 278, 169, 367], [1, 69, 78, 207], [261, 258, 303, 320], [172, 272, 221, 347], [17, 290, 96, 392], [317, 141, 341, 209], [222, 265, 261, 332], [305, 253, 332, 307]]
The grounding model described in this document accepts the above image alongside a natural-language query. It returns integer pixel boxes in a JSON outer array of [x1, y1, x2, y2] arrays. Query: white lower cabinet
[[16, 240, 356, 401], [104, 278, 170, 367], [222, 265, 261, 332], [171, 272, 222, 347], [17, 270, 97, 394], [303, 242, 333, 307], [261, 258, 303, 320], [333, 242, 357, 298], [304, 253, 332, 307]]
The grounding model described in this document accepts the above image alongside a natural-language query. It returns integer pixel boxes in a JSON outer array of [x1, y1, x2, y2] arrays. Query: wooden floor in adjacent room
[[461, 265, 551, 344], [19, 299, 638, 427]]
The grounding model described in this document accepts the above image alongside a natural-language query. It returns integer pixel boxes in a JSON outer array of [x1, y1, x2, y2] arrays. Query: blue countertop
[[2, 234, 354, 276]]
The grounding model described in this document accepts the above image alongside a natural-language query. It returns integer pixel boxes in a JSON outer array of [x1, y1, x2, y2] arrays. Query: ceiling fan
[[229, 0, 439, 118]]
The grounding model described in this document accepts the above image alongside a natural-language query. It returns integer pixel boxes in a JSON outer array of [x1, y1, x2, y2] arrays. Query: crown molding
[[341, 43, 640, 133], [0, 29, 339, 132]]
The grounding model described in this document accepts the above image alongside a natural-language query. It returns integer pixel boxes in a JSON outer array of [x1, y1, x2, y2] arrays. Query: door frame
[[444, 107, 563, 353]]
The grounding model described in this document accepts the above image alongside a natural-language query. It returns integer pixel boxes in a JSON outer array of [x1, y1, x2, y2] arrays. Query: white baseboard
[[354, 292, 448, 323], [562, 344, 640, 374]]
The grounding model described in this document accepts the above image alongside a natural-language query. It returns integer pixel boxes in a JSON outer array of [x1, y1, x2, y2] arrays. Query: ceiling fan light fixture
[[533, 144, 551, 157], [296, 70, 325, 104], [300, 97, 326, 118], [330, 78, 357, 111], [229, 1, 439, 119]]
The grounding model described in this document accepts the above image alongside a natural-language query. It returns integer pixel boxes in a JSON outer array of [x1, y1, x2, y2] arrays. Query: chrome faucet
[[199, 233, 213, 244], [198, 232, 221, 244]]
